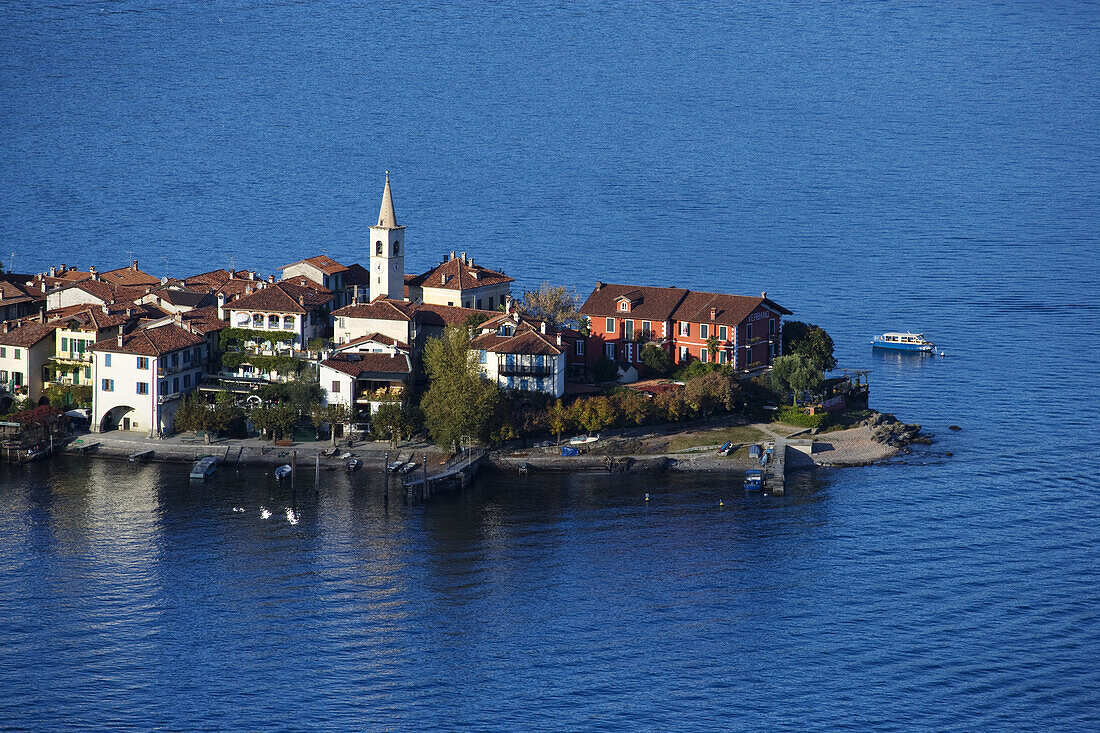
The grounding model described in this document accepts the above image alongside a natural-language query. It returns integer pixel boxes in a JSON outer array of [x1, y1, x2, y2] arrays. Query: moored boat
[[744, 469, 764, 490], [274, 464, 293, 481], [345, 458, 361, 472], [872, 331, 935, 352], [190, 455, 218, 480]]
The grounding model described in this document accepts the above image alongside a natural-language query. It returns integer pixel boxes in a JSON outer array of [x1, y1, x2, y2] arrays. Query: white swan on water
[[286, 508, 299, 525], [260, 507, 272, 520]]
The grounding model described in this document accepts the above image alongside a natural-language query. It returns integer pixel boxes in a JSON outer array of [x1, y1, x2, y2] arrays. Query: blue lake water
[[2, 1, 1099, 730]]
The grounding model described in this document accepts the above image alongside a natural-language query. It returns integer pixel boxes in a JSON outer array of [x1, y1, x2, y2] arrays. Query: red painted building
[[579, 283, 791, 372]]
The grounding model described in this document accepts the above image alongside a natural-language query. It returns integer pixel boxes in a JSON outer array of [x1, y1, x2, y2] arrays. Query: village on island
[[0, 175, 923, 486]]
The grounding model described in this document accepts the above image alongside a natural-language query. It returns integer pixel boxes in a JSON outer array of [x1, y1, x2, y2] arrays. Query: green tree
[[569, 396, 616, 436], [207, 391, 244, 439], [782, 321, 837, 372], [420, 326, 501, 448], [519, 282, 582, 328], [325, 403, 351, 446], [656, 388, 694, 423], [250, 403, 297, 442], [172, 394, 210, 436], [705, 335, 720, 362], [592, 355, 618, 383], [546, 399, 571, 444], [612, 388, 650, 433], [768, 354, 823, 406], [371, 402, 407, 447], [640, 343, 671, 376], [685, 371, 738, 422]]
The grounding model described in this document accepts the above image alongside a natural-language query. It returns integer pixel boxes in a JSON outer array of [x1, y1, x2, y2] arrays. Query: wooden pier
[[403, 446, 487, 496], [765, 437, 786, 495]]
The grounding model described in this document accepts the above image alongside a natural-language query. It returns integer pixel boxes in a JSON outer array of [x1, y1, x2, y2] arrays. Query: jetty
[[403, 446, 488, 496], [765, 437, 786, 495]]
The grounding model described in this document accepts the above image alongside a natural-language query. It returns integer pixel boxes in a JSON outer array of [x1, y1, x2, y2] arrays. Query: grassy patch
[[666, 425, 766, 452]]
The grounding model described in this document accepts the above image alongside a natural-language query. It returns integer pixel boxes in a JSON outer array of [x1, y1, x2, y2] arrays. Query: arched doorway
[[100, 405, 136, 432]]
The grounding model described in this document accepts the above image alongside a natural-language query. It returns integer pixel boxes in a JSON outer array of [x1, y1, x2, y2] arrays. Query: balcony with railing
[[497, 360, 555, 377]]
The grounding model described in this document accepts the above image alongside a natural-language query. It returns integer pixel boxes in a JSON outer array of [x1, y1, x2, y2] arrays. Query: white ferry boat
[[871, 332, 935, 352]]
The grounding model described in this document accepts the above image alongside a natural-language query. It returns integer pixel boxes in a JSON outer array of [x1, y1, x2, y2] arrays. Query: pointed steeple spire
[[377, 171, 398, 229]]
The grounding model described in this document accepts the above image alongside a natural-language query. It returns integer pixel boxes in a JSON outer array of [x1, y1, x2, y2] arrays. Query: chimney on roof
[[2, 322, 8, 333], [101, 304, 109, 315], [160, 276, 168, 285], [595, 281, 603, 290], [173, 312, 181, 325], [710, 307, 717, 320], [761, 291, 767, 298], [460, 252, 467, 264], [126, 307, 135, 318], [131, 260, 138, 271], [48, 266, 56, 278], [217, 293, 226, 321], [40, 311, 46, 324], [269, 274, 276, 283], [298, 295, 305, 307], [117, 332, 123, 347], [540, 321, 547, 334], [556, 333, 562, 346], [449, 251, 455, 261]]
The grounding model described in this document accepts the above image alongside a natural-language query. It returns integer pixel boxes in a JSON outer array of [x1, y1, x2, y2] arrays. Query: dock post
[[383, 451, 390, 506], [315, 452, 320, 487], [423, 453, 429, 499]]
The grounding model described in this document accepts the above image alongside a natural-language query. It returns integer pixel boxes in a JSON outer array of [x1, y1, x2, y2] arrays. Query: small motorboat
[[274, 464, 293, 481], [748, 444, 761, 459], [387, 453, 409, 473], [400, 461, 418, 474], [345, 458, 361, 472], [569, 434, 600, 445], [718, 441, 734, 456], [190, 455, 218, 480], [871, 332, 935, 352], [744, 469, 764, 490]]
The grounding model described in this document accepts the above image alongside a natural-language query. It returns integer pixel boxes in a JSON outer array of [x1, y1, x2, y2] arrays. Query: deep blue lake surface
[[2, 1, 1099, 730]]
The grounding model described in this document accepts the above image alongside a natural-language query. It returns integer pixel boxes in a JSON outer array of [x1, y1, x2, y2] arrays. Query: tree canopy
[[768, 354, 824, 406], [782, 321, 836, 372], [519, 282, 582, 328], [640, 343, 671, 376], [420, 326, 501, 448]]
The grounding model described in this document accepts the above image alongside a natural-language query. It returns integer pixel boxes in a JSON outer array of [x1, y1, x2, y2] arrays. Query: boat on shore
[[190, 456, 218, 480], [872, 332, 935, 352]]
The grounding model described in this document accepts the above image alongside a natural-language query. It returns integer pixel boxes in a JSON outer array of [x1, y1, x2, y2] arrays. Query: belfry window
[[393, 241, 400, 256], [375, 241, 383, 255]]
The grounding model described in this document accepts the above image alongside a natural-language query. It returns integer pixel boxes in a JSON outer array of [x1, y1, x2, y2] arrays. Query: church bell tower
[[369, 172, 406, 301]]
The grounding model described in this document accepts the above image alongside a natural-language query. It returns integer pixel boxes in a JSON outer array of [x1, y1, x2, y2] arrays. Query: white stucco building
[[470, 312, 567, 397], [90, 323, 207, 436]]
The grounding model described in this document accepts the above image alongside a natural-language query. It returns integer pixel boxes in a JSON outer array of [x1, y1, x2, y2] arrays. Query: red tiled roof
[[407, 257, 513, 291], [580, 283, 792, 324], [580, 283, 690, 321], [472, 329, 563, 356], [321, 352, 411, 377], [180, 305, 229, 334], [90, 323, 204, 356], [333, 298, 415, 322], [338, 333, 409, 350], [671, 292, 792, 326], [98, 264, 161, 287], [0, 322, 57, 347], [342, 263, 370, 286], [279, 255, 348, 276], [0, 280, 42, 306], [227, 281, 334, 314]]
